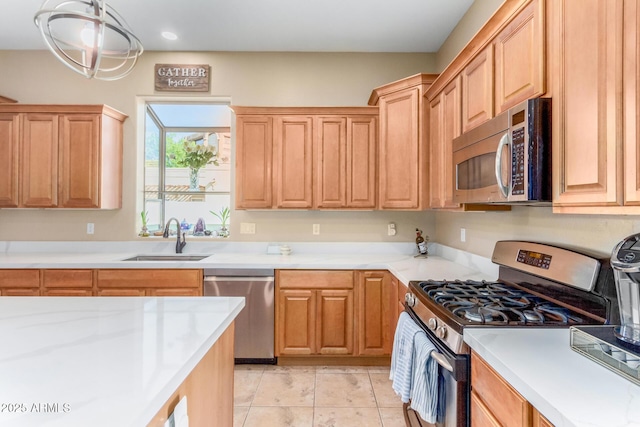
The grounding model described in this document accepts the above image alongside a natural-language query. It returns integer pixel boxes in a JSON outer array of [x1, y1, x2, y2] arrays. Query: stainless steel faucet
[[163, 217, 187, 253]]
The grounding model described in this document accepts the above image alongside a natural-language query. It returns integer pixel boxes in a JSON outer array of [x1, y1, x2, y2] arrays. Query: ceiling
[[1, 0, 474, 53]]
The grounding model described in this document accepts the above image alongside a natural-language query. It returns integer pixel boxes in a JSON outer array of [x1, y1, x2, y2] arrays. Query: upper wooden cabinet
[[274, 115, 314, 208], [429, 76, 462, 209], [493, 0, 545, 113], [462, 47, 494, 133], [232, 106, 378, 210], [369, 73, 437, 210], [0, 105, 127, 209], [550, 0, 626, 212]]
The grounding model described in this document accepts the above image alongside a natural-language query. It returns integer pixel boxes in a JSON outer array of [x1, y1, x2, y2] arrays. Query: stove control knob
[[404, 293, 416, 307], [427, 318, 438, 331], [436, 326, 447, 339]]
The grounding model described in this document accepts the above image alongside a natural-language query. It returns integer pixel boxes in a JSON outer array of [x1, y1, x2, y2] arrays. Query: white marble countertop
[[0, 296, 244, 427], [464, 328, 640, 427], [0, 242, 499, 286]]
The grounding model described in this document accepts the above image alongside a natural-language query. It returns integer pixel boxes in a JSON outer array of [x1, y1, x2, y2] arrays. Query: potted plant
[[210, 207, 230, 238], [177, 140, 219, 190], [139, 211, 150, 237]]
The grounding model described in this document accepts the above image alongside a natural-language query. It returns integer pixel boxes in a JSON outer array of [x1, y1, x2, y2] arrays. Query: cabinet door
[[552, 0, 623, 207], [0, 269, 41, 296], [430, 76, 462, 209], [471, 352, 532, 427], [97, 288, 147, 296], [44, 289, 93, 296], [21, 113, 58, 207], [96, 269, 202, 289], [315, 116, 347, 208], [532, 408, 554, 427], [494, 0, 545, 113], [59, 114, 101, 208], [379, 88, 422, 209], [276, 289, 316, 355], [273, 116, 313, 208], [317, 289, 354, 355], [624, 0, 640, 204], [346, 116, 377, 208], [356, 271, 396, 356], [43, 269, 94, 296], [462, 47, 494, 133], [0, 113, 19, 207], [1, 288, 41, 296], [235, 115, 273, 209], [470, 391, 502, 427]]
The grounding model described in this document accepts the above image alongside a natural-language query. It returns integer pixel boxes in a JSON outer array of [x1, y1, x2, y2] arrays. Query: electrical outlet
[[388, 223, 396, 236], [460, 228, 466, 243], [87, 223, 94, 235], [312, 224, 320, 235], [240, 223, 256, 234]]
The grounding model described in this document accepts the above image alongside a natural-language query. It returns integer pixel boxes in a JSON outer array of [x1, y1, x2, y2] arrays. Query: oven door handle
[[431, 351, 454, 372]]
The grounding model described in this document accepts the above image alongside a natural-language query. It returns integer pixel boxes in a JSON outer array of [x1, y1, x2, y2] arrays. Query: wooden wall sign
[[154, 64, 210, 92]]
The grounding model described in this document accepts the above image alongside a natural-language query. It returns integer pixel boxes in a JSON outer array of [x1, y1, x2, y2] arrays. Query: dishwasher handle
[[204, 268, 274, 277], [204, 276, 274, 282]]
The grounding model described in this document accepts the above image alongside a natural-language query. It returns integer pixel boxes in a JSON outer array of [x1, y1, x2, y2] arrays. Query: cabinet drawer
[[277, 270, 354, 289], [471, 352, 531, 427], [97, 269, 202, 289], [0, 269, 40, 287], [43, 269, 93, 288]]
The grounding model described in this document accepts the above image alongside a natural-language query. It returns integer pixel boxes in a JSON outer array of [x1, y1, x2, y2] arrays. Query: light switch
[[240, 223, 256, 234]]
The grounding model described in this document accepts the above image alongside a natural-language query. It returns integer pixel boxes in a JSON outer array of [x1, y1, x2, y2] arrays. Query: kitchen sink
[[122, 255, 211, 262]]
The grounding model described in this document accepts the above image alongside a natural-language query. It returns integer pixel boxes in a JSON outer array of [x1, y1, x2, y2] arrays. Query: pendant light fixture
[[34, 0, 144, 81]]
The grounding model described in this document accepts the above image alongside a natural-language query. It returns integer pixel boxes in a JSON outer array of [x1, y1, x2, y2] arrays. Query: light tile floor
[[234, 365, 405, 427]]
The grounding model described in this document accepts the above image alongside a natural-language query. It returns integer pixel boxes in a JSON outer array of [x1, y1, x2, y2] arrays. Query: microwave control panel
[[511, 127, 525, 195]]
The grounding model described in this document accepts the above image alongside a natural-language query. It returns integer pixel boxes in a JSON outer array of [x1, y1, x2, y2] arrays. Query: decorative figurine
[[193, 218, 206, 236], [415, 228, 429, 258]]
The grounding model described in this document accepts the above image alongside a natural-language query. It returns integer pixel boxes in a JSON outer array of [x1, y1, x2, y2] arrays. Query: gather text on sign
[[154, 64, 210, 92]]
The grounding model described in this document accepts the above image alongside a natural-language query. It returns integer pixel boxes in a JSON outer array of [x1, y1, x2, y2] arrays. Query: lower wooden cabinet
[[0, 269, 40, 296], [42, 269, 94, 296], [276, 270, 354, 356], [276, 269, 398, 358], [471, 351, 554, 427], [96, 269, 203, 296], [0, 268, 203, 297], [356, 271, 397, 356]]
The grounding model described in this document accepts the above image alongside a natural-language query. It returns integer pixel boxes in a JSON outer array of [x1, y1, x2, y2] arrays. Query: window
[[142, 102, 231, 237]]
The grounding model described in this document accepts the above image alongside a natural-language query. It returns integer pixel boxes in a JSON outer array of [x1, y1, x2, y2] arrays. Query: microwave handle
[[495, 132, 510, 198]]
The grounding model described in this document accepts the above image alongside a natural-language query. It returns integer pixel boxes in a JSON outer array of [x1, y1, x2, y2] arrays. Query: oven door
[[403, 306, 469, 427]]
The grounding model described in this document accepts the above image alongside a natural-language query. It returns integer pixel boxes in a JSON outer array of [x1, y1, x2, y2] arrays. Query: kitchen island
[[0, 296, 244, 427], [465, 328, 640, 427]]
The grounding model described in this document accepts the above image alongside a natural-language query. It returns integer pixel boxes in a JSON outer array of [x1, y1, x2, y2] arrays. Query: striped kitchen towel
[[410, 331, 440, 424], [390, 311, 424, 402]]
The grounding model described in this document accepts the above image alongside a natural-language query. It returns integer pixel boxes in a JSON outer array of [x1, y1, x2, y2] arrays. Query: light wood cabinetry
[[42, 269, 94, 296], [147, 323, 235, 427], [493, 0, 545, 113], [315, 115, 377, 208], [356, 271, 396, 356], [471, 351, 532, 427], [369, 74, 436, 210], [0, 269, 40, 296], [0, 105, 127, 209], [233, 107, 378, 210], [235, 115, 273, 208], [471, 351, 555, 427], [429, 76, 462, 209], [96, 269, 203, 296], [274, 116, 314, 208], [551, 0, 625, 211], [462, 47, 494, 134], [276, 270, 354, 356]]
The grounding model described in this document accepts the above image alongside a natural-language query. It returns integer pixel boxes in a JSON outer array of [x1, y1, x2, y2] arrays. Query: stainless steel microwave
[[452, 97, 551, 204]]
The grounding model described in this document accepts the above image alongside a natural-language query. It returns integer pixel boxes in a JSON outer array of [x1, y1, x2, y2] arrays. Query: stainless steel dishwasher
[[203, 268, 275, 364]]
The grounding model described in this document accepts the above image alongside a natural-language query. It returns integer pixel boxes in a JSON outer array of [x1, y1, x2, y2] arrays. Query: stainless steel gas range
[[399, 241, 619, 427]]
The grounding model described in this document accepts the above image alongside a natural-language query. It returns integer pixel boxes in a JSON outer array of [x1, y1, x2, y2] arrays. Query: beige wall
[[0, 50, 436, 242]]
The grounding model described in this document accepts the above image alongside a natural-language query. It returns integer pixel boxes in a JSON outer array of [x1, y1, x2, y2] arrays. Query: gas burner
[[415, 278, 593, 326]]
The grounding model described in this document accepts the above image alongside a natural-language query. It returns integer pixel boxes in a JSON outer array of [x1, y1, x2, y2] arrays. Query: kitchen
[[1, 0, 640, 426]]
